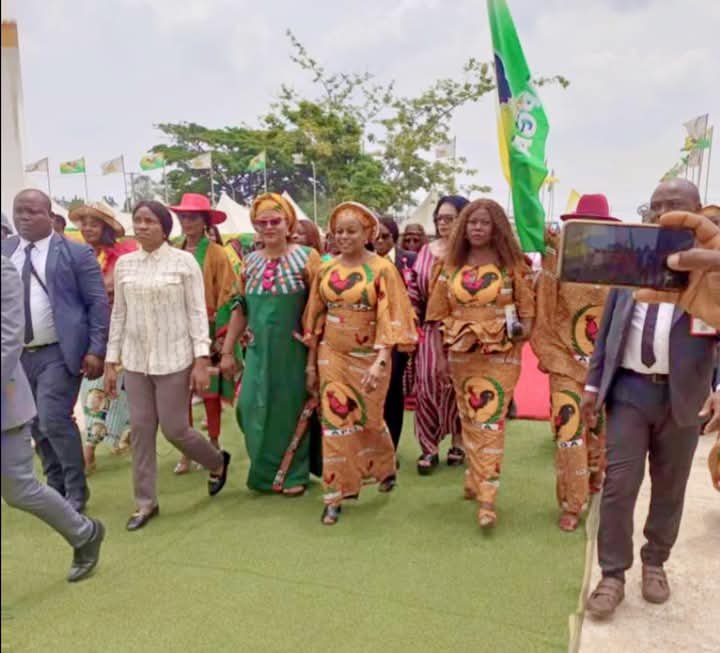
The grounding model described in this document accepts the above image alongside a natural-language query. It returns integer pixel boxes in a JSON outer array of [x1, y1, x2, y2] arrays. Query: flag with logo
[[140, 152, 166, 171], [488, 0, 549, 252], [188, 152, 212, 170], [59, 157, 86, 174], [682, 114, 709, 167], [101, 155, 124, 175], [25, 157, 49, 173], [247, 150, 266, 172]]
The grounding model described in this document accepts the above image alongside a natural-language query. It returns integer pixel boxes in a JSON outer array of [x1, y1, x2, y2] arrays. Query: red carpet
[[515, 344, 550, 420]]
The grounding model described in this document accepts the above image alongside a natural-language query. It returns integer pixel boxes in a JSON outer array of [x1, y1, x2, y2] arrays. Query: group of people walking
[[1, 181, 718, 614]]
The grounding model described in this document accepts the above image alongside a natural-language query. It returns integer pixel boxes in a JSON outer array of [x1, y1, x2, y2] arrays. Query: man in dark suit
[[1, 256, 105, 582], [583, 179, 719, 619], [2, 189, 109, 512], [375, 216, 417, 451]]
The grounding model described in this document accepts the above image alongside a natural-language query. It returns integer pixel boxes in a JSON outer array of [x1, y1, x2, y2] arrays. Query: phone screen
[[559, 220, 694, 290]]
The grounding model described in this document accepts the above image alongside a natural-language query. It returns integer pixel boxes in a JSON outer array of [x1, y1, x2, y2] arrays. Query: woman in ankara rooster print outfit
[[426, 199, 534, 528], [530, 194, 616, 532], [303, 202, 417, 526], [220, 193, 321, 495]]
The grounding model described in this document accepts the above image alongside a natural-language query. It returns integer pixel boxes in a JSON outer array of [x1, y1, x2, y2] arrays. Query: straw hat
[[69, 202, 125, 237]]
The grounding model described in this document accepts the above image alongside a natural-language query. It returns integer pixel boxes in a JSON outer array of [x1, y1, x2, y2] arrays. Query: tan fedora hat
[[69, 201, 125, 237]]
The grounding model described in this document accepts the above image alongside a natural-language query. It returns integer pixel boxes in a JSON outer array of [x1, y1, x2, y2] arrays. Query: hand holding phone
[[558, 220, 694, 290]]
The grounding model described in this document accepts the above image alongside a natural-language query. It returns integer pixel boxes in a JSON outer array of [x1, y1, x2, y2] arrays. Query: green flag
[[140, 152, 166, 171], [488, 0, 549, 252], [59, 157, 86, 174], [247, 150, 266, 172]]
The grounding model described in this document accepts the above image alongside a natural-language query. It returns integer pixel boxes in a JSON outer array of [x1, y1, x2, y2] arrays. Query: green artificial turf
[[1, 414, 584, 652]]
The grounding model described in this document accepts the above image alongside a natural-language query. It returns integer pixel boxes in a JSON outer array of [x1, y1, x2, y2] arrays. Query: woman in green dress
[[220, 193, 321, 496]]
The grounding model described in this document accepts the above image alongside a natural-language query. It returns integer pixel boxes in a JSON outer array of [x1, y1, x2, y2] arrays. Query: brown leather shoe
[[586, 577, 625, 619], [642, 565, 670, 604]]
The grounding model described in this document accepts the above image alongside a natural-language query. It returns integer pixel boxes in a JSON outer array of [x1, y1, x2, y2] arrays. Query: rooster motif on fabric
[[551, 390, 583, 441], [328, 270, 363, 295], [571, 304, 603, 360], [463, 376, 505, 424], [320, 381, 367, 432], [452, 264, 502, 305]]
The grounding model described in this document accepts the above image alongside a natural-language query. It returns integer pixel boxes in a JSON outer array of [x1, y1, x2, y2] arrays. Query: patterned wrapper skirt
[[318, 343, 396, 506]]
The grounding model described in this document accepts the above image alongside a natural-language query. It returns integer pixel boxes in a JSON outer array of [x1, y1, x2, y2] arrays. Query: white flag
[[684, 114, 709, 140], [435, 143, 455, 159], [434, 142, 455, 160], [101, 155, 123, 175], [188, 152, 212, 170], [25, 157, 48, 173]]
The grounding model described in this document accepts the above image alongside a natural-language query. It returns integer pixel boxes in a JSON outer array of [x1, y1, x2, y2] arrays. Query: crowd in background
[[1, 182, 718, 624]]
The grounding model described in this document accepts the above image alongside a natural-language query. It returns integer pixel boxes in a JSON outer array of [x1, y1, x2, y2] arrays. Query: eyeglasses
[[254, 218, 284, 230], [435, 214, 456, 223]]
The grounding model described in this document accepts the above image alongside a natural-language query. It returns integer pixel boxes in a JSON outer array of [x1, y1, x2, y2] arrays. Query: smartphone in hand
[[558, 220, 694, 290]]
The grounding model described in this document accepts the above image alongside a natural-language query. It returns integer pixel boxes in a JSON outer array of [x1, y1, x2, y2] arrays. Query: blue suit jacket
[[1, 233, 109, 375], [587, 288, 718, 426]]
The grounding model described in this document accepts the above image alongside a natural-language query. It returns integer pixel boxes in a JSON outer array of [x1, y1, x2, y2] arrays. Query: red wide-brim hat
[[560, 194, 621, 222], [170, 193, 227, 225]]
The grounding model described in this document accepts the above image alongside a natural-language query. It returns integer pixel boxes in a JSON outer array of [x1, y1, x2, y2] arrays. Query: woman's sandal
[[282, 486, 306, 497], [321, 505, 342, 525], [477, 502, 497, 529], [416, 454, 439, 476], [558, 511, 580, 532], [379, 475, 397, 493], [447, 447, 466, 466]]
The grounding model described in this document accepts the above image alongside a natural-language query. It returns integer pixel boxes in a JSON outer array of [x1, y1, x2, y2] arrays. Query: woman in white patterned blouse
[[104, 201, 231, 531]]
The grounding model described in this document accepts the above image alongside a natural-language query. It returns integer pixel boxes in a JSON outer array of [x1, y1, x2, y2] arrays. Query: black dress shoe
[[208, 451, 231, 497], [67, 518, 105, 582], [126, 505, 159, 531]]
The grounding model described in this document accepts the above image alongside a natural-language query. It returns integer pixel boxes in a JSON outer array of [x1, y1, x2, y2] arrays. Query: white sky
[[3, 0, 719, 219]]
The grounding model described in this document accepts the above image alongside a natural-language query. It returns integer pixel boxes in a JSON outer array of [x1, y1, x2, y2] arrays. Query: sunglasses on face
[[255, 218, 284, 230]]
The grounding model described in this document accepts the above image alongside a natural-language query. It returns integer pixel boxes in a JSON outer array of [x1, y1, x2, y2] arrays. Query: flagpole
[[46, 159, 52, 198], [129, 173, 136, 212], [704, 129, 713, 204], [83, 167, 89, 202], [263, 154, 268, 193], [121, 156, 130, 210], [311, 160, 318, 224]]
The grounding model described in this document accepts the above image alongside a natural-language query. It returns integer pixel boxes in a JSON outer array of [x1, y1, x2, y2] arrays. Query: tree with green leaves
[[149, 31, 567, 222]]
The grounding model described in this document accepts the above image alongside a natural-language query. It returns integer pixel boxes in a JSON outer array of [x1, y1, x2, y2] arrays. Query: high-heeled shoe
[[321, 505, 342, 525], [416, 453, 439, 476]]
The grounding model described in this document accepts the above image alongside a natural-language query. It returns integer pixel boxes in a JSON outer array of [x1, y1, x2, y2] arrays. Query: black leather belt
[[621, 368, 669, 384], [23, 343, 57, 353]]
